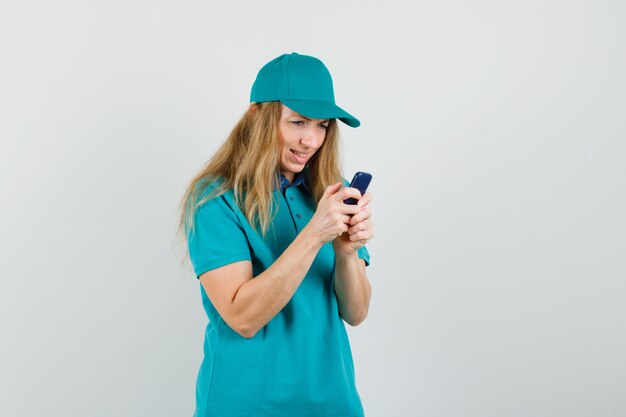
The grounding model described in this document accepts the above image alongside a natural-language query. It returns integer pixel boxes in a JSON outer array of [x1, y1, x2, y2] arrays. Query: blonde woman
[[178, 52, 374, 417]]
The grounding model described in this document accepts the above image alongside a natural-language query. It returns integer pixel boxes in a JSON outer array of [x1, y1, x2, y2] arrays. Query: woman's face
[[277, 104, 329, 183]]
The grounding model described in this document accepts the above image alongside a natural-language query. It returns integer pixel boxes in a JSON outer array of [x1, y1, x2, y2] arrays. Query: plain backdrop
[[1, 1, 625, 416]]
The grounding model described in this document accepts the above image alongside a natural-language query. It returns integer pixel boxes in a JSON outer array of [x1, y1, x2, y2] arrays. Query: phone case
[[343, 171, 372, 205]]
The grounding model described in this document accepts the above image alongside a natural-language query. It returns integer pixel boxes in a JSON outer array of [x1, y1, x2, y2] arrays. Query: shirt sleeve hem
[[194, 254, 252, 278]]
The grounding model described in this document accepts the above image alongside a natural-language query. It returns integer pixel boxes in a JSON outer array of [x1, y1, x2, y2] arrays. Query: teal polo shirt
[[187, 171, 371, 417]]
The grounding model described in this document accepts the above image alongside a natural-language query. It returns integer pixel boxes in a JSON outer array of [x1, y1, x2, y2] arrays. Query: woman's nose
[[300, 126, 322, 148]]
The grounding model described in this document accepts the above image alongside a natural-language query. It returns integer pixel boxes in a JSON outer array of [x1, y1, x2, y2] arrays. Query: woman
[[177, 52, 375, 417]]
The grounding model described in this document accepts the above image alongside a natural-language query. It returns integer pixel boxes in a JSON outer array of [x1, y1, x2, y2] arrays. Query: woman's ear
[[248, 102, 258, 115]]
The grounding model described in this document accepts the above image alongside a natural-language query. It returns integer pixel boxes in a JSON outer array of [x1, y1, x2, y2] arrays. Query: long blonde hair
[[176, 101, 343, 265]]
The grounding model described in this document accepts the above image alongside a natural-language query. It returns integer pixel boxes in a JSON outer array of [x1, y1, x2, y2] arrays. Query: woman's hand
[[303, 182, 374, 255], [332, 190, 374, 256], [304, 182, 362, 246]]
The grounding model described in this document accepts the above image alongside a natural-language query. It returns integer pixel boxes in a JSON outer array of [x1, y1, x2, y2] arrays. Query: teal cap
[[250, 52, 360, 128]]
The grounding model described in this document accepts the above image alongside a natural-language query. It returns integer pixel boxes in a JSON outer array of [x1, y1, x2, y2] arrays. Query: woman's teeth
[[291, 150, 307, 157]]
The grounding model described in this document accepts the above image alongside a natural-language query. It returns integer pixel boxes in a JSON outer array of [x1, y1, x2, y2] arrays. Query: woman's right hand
[[304, 182, 363, 245]]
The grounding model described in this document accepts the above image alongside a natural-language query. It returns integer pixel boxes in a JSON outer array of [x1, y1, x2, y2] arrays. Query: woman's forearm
[[233, 226, 323, 338], [334, 251, 371, 326]]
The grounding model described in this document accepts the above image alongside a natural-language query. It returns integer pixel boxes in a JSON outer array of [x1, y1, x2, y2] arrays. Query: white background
[[1, 1, 625, 416]]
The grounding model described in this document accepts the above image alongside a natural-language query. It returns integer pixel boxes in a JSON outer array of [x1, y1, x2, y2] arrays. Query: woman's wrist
[[299, 225, 325, 251], [334, 247, 359, 260]]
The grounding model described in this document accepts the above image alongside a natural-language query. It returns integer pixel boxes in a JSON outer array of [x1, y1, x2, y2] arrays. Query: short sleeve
[[187, 194, 252, 279], [357, 245, 371, 267]]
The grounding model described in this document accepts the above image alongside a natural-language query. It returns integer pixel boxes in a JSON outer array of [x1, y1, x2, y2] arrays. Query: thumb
[[324, 181, 343, 198]]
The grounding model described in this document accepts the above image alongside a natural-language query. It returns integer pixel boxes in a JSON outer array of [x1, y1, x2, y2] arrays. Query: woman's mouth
[[290, 149, 308, 164]]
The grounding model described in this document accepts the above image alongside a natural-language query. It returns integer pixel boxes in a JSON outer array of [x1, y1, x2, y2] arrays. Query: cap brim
[[281, 99, 360, 128]]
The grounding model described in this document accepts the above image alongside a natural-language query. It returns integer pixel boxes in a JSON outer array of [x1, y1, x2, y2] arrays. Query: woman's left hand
[[332, 191, 374, 256]]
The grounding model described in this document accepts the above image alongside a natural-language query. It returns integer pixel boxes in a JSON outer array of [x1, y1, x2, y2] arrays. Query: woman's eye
[[291, 120, 304, 126], [319, 124, 329, 129]]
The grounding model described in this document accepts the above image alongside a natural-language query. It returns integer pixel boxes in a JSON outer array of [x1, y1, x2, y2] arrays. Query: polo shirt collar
[[275, 168, 310, 195]]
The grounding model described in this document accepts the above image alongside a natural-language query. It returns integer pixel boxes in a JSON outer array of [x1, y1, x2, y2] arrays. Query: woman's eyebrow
[[296, 115, 330, 123]]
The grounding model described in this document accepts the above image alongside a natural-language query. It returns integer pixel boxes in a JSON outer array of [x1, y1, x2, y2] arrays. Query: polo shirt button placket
[[296, 213, 301, 219]]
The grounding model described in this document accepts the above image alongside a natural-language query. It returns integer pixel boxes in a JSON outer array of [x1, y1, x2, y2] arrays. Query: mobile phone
[[343, 171, 372, 205]]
